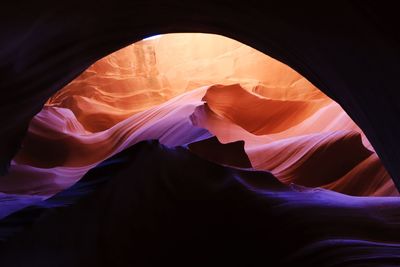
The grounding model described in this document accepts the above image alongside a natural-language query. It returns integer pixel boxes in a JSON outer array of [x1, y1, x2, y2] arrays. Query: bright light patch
[[143, 35, 161, 41]]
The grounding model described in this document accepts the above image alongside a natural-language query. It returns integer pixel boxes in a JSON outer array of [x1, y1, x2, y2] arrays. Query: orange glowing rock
[[0, 32, 395, 218]]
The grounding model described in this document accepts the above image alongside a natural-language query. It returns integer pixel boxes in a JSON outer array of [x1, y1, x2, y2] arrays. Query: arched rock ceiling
[[1, 1, 400, 190]]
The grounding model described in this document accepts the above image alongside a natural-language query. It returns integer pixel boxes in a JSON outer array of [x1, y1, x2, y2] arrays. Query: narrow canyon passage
[[0, 33, 399, 266]]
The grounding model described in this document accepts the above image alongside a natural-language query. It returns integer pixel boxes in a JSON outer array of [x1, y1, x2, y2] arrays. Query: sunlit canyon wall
[[0, 33, 396, 220]]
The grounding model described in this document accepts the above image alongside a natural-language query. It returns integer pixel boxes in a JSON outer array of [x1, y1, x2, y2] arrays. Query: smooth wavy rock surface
[[0, 34, 397, 247]]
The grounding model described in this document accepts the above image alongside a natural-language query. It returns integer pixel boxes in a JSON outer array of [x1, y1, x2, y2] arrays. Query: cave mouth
[[3, 4, 400, 265], [0, 32, 397, 223]]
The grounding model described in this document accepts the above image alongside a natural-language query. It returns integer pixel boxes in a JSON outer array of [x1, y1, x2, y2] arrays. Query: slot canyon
[[1, 2, 400, 266]]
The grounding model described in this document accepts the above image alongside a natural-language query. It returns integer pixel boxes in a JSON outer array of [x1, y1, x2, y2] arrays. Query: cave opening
[[1, 32, 395, 213], [2, 3, 400, 266], [1, 25, 400, 267]]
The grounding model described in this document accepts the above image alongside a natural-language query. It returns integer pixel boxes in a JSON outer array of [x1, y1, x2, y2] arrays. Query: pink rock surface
[[1, 33, 396, 219]]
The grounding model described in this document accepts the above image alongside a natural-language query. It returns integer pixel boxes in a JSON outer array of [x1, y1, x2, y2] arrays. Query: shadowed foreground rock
[[1, 141, 400, 266]]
